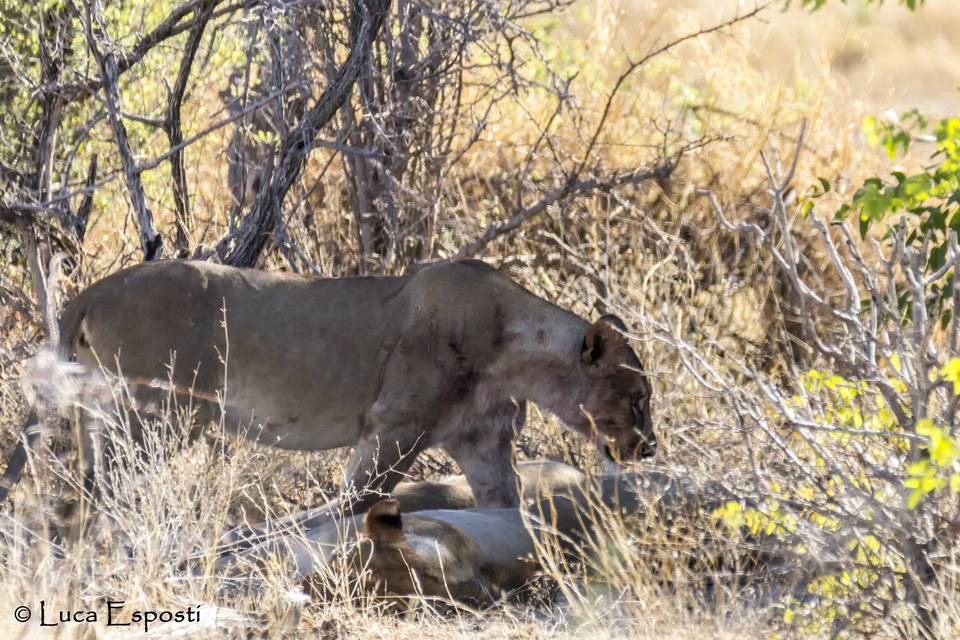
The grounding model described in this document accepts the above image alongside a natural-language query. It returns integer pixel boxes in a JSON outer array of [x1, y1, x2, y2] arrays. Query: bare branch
[[60, 0, 251, 103], [74, 154, 97, 243], [84, 0, 163, 260], [455, 152, 682, 259], [220, 0, 392, 268], [573, 3, 769, 182], [454, 4, 766, 260], [165, 0, 216, 257]]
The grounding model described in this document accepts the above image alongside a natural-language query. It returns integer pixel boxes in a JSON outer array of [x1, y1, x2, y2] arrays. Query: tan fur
[[390, 460, 587, 512], [226, 462, 719, 606], [53, 259, 654, 516], [296, 469, 689, 605], [358, 501, 536, 604], [226, 461, 583, 583], [347, 470, 716, 605]]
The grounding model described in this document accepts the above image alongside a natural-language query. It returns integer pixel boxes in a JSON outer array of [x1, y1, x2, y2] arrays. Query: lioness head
[[575, 314, 655, 463], [340, 500, 501, 606]]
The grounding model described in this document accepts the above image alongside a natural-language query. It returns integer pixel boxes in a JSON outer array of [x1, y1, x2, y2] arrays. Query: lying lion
[[225, 461, 709, 606], [226, 461, 585, 576]]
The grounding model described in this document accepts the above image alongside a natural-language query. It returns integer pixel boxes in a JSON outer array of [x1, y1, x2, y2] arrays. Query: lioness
[[343, 469, 708, 604], [383, 459, 586, 513], [244, 467, 689, 605], [1, 260, 654, 515], [223, 460, 587, 584]]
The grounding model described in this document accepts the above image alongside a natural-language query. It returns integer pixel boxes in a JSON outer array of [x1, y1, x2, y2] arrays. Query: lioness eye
[[630, 394, 644, 416]]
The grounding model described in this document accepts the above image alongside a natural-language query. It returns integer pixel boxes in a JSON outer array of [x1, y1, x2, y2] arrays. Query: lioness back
[[59, 259, 528, 450]]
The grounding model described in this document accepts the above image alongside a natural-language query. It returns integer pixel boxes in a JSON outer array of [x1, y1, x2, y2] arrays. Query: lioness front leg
[[445, 400, 526, 508], [342, 429, 428, 513], [278, 428, 429, 534]]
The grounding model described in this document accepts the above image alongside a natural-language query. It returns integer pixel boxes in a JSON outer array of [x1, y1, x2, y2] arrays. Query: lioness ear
[[365, 499, 404, 542], [580, 315, 627, 370]]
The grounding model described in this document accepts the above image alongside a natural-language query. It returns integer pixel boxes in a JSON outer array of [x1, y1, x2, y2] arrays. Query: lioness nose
[[629, 430, 656, 460], [637, 439, 657, 459], [613, 433, 656, 461]]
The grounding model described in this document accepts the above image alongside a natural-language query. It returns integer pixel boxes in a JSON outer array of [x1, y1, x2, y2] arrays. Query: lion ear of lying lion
[[580, 314, 629, 373], [364, 499, 404, 543]]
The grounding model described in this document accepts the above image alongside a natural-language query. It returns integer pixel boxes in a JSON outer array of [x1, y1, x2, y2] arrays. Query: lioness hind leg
[[0, 409, 40, 506], [62, 385, 213, 543], [444, 400, 527, 508]]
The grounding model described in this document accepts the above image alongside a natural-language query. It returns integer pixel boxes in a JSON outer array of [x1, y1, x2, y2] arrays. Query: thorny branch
[[687, 120, 960, 632], [60, 0, 252, 103], [456, 155, 680, 259]]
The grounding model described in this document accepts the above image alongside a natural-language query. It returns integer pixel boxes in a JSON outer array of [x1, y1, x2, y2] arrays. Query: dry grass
[[3, 0, 960, 638]]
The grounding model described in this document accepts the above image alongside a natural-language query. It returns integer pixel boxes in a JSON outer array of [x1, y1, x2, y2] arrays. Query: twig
[[74, 154, 97, 243], [220, 0, 392, 268], [60, 0, 254, 103], [165, 0, 216, 257], [454, 3, 766, 259], [84, 0, 163, 260], [455, 153, 679, 259], [573, 3, 769, 182]]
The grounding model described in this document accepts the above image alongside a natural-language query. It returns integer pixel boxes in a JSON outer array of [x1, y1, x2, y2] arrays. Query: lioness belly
[[221, 397, 362, 450], [414, 509, 534, 567]]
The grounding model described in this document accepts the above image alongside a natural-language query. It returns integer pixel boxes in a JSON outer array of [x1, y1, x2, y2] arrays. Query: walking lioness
[[2, 259, 654, 513]]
